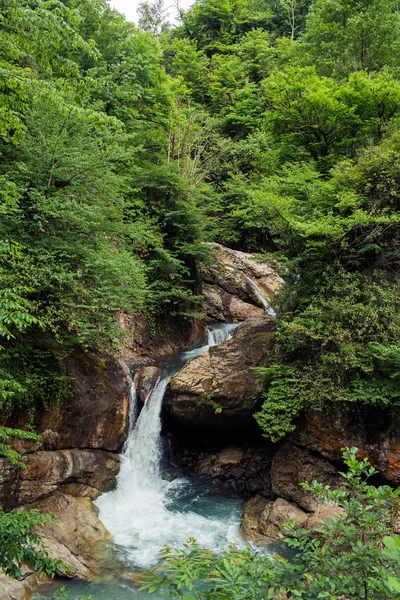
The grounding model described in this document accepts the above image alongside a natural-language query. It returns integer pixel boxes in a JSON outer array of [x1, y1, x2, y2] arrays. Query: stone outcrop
[[200, 243, 283, 322], [240, 495, 271, 544], [240, 495, 343, 545], [293, 407, 400, 485], [119, 313, 207, 363], [136, 366, 162, 405], [0, 450, 120, 511], [201, 284, 264, 322], [178, 445, 274, 497], [259, 497, 309, 540], [271, 443, 343, 511], [9, 352, 131, 456], [167, 317, 275, 434], [0, 569, 48, 600], [0, 493, 111, 600], [240, 445, 344, 546], [33, 493, 111, 579]]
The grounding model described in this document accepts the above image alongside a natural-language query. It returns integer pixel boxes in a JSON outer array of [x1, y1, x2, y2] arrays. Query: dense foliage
[[0, 0, 207, 451], [1, 0, 400, 589], [143, 448, 400, 599], [154, 0, 400, 441], [2, 0, 399, 460]]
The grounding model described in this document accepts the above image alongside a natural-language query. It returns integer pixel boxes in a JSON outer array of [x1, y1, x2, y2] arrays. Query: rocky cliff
[[4, 243, 400, 598], [0, 243, 282, 599]]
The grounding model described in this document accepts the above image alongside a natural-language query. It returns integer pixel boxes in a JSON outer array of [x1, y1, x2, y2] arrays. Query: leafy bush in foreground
[[142, 448, 400, 599]]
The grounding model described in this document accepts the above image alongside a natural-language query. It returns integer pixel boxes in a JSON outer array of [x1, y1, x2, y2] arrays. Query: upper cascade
[[199, 242, 283, 322]]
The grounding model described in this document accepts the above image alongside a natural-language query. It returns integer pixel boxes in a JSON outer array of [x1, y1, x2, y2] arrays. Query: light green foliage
[[0, 0, 206, 441], [141, 540, 278, 598], [0, 509, 64, 579], [383, 536, 400, 593], [304, 0, 400, 77], [143, 449, 400, 599]]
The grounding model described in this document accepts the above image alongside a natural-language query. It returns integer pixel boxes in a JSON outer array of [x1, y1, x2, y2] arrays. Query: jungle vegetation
[[0, 0, 400, 587]]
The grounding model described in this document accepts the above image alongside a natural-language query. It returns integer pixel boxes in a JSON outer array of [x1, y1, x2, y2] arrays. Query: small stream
[[36, 323, 244, 599]]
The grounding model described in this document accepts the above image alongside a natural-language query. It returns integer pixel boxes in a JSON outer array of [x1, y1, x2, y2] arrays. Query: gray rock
[[271, 444, 343, 511]]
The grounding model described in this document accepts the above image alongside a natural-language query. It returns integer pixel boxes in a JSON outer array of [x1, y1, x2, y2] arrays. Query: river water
[[36, 323, 244, 600]]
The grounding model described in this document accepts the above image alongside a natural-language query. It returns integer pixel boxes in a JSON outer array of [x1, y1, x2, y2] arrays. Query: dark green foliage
[[0, 509, 64, 579], [143, 449, 400, 599]]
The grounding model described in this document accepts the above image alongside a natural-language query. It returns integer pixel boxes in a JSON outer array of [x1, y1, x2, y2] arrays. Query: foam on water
[[96, 323, 243, 569]]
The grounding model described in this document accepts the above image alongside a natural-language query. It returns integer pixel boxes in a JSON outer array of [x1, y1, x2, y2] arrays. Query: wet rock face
[[200, 243, 283, 322], [9, 353, 131, 454], [179, 446, 274, 498], [271, 444, 343, 512], [0, 450, 120, 511], [293, 407, 400, 485], [167, 317, 275, 434]]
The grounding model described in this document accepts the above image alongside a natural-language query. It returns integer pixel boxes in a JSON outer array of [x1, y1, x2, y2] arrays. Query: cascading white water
[[121, 377, 168, 490], [124, 375, 138, 450], [246, 276, 276, 317], [96, 323, 243, 569], [207, 322, 240, 347]]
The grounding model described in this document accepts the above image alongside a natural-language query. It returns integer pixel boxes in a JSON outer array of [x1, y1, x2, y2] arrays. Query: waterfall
[[246, 276, 276, 317], [96, 323, 243, 569], [207, 322, 240, 347], [124, 374, 138, 452], [120, 376, 168, 490]]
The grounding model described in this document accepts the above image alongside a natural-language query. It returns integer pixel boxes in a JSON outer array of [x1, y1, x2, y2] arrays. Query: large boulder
[[240, 496, 308, 544], [0, 492, 112, 600], [181, 445, 274, 497], [201, 284, 264, 322], [0, 450, 120, 511], [33, 493, 111, 579], [293, 407, 400, 485], [167, 317, 275, 434], [240, 495, 272, 544], [258, 498, 308, 540], [240, 495, 343, 545], [200, 243, 283, 321], [271, 444, 343, 511]]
